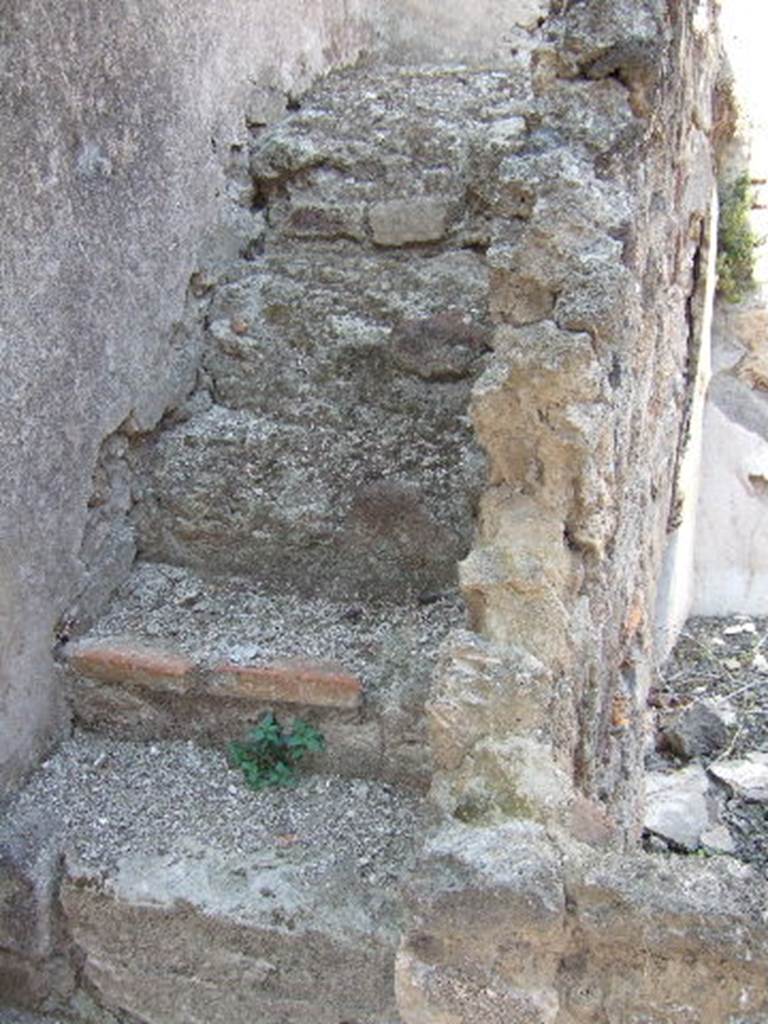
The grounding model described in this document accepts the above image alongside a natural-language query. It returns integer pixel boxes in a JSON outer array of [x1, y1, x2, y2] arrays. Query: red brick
[[67, 639, 195, 693], [209, 657, 361, 709]]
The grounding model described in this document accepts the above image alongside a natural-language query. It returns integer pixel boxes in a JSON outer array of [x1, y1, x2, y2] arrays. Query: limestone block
[[60, 846, 400, 1024], [398, 822, 566, 1024], [561, 847, 768, 1022], [369, 198, 450, 246], [644, 764, 714, 850], [426, 630, 552, 772], [404, 821, 567, 946], [426, 630, 576, 824], [398, 824, 768, 1024], [459, 490, 578, 667], [470, 322, 611, 545], [430, 735, 574, 825]]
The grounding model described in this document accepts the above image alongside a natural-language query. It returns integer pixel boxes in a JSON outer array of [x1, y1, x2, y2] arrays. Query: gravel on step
[[76, 561, 465, 694], [1, 733, 434, 882]]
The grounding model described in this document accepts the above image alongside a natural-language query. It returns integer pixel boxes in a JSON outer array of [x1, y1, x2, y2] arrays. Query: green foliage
[[228, 712, 325, 791], [717, 173, 760, 303]]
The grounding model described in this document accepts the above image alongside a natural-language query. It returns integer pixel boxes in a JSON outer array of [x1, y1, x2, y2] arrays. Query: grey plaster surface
[[0, 0, 371, 795]]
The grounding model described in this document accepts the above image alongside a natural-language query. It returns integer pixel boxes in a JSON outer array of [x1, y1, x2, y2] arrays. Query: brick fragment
[[67, 639, 195, 693], [210, 657, 361, 709]]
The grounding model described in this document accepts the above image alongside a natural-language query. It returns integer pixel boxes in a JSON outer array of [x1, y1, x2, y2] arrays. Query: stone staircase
[[0, 64, 527, 1024]]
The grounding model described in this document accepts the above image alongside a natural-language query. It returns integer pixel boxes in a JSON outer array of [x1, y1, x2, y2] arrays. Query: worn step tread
[[2, 733, 425, 1023], [68, 639, 362, 710], [63, 562, 464, 785], [67, 561, 463, 694]]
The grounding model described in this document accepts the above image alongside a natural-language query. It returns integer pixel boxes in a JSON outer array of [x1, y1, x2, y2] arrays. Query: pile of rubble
[[645, 615, 768, 870]]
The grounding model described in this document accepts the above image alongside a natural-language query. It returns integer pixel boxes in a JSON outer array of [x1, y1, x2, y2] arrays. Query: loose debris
[[647, 614, 768, 872]]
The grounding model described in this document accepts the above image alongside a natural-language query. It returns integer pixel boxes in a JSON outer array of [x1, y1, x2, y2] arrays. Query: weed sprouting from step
[[228, 712, 325, 790]]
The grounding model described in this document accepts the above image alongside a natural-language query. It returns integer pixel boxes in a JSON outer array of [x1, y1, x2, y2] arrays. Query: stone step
[[61, 562, 465, 787], [1, 733, 429, 1023], [202, 246, 490, 427], [248, 65, 532, 247], [131, 403, 482, 602]]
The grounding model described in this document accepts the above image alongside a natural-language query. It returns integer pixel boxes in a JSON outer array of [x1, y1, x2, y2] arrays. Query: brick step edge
[[65, 638, 362, 710]]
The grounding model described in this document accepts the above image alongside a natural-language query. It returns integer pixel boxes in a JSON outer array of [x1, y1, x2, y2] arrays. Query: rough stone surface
[[420, 0, 726, 841], [397, 822, 768, 1024], [0, 2, 751, 1022], [657, 698, 730, 761], [130, 67, 522, 603], [644, 764, 715, 850], [427, 630, 580, 828], [709, 752, 768, 802]]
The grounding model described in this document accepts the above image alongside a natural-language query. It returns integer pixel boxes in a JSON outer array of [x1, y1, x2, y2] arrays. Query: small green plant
[[717, 173, 760, 303], [228, 712, 325, 790]]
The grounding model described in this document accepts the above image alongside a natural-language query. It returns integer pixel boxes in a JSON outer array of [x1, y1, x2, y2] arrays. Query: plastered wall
[[0, 0, 371, 795]]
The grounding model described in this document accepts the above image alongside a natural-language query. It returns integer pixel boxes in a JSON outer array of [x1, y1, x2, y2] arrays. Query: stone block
[[209, 658, 362, 709], [458, 491, 579, 668], [0, 813, 74, 1011], [398, 824, 768, 1024], [369, 198, 449, 246], [709, 752, 768, 802], [427, 630, 552, 772], [404, 822, 567, 945], [489, 270, 554, 325], [644, 764, 714, 850], [280, 202, 366, 241], [0, 818, 59, 961], [657, 699, 730, 761], [398, 822, 566, 1023], [60, 844, 401, 1024]]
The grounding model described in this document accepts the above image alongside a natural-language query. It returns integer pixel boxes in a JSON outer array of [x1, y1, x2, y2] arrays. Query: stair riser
[[61, 878, 401, 1024], [65, 672, 431, 789], [131, 426, 476, 601]]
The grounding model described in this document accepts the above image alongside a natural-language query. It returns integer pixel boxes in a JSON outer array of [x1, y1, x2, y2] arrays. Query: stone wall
[[428, 0, 722, 839], [0, 0, 371, 796]]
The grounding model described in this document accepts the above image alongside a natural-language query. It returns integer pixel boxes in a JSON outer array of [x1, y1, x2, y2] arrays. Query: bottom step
[[1, 735, 432, 1024], [61, 562, 466, 788]]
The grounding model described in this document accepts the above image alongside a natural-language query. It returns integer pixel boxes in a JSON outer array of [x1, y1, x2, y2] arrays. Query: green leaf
[[227, 713, 325, 791]]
